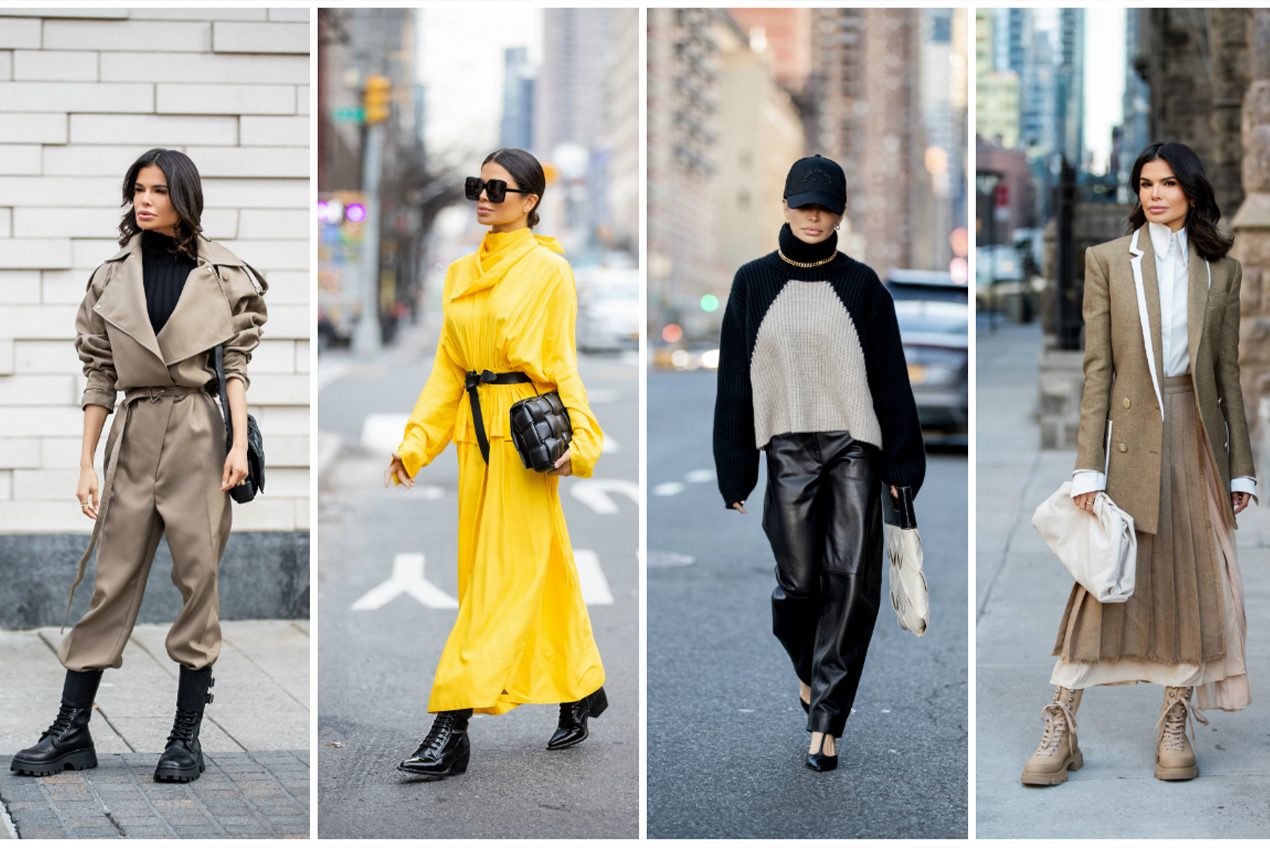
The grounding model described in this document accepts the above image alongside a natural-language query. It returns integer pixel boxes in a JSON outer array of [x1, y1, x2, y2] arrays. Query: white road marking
[[587, 389, 621, 404], [652, 482, 684, 496], [351, 553, 458, 610], [602, 436, 621, 454], [574, 549, 614, 605], [569, 479, 639, 514], [684, 469, 715, 483]]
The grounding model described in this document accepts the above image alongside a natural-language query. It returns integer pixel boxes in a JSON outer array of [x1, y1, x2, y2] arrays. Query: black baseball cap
[[783, 155, 846, 215]]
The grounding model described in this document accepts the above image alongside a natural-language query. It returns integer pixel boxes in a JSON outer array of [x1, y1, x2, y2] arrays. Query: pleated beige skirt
[[1052, 375, 1229, 668]]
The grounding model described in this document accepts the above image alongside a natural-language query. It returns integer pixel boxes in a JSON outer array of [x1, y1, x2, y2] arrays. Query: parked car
[[578, 267, 640, 353], [885, 270, 968, 443]]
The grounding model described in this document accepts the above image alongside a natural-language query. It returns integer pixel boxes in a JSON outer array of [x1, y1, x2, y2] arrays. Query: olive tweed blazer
[[1074, 227, 1255, 535]]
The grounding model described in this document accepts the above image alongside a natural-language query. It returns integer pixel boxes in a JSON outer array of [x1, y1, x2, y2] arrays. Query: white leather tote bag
[[887, 526, 929, 636], [1031, 481, 1137, 603]]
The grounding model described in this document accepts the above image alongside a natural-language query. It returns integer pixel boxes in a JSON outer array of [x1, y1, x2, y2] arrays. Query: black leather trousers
[[762, 431, 883, 737]]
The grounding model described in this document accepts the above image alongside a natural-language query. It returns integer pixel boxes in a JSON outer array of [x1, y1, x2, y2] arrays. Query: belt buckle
[[148, 387, 165, 403], [464, 371, 480, 391]]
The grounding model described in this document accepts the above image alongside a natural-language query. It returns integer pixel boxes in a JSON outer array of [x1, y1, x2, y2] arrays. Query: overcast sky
[[417, 7, 542, 157], [1083, 7, 1126, 175]]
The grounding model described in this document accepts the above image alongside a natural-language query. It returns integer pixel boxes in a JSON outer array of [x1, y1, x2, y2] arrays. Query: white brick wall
[[0, 10, 311, 534]]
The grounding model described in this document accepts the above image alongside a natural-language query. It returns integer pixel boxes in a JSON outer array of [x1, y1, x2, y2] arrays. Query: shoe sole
[[154, 754, 205, 783], [1020, 747, 1083, 786], [397, 754, 470, 780], [1154, 761, 1198, 781], [10, 749, 97, 777]]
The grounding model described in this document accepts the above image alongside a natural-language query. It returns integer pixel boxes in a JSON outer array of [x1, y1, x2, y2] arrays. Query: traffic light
[[363, 75, 392, 125]]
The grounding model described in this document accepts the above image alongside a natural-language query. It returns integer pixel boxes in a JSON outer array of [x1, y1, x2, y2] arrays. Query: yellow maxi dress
[[396, 226, 605, 715]]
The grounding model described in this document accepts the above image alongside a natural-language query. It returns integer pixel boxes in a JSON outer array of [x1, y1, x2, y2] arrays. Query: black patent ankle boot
[[547, 686, 608, 750], [11, 669, 103, 776], [154, 666, 214, 783], [398, 710, 472, 780]]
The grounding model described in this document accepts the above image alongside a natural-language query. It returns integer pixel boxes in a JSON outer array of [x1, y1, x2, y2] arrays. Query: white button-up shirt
[[1071, 224, 1258, 501]]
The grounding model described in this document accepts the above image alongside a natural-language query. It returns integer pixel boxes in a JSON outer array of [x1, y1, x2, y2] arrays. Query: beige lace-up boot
[[1020, 686, 1084, 786], [1154, 686, 1207, 781]]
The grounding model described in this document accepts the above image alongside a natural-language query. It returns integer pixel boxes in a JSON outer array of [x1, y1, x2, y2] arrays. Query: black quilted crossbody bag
[[215, 345, 266, 503], [465, 369, 572, 472]]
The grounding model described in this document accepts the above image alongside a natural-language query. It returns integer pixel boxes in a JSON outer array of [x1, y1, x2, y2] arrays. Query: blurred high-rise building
[[976, 10, 1022, 149], [716, 11, 806, 279], [1056, 8, 1084, 167], [499, 46, 534, 150], [537, 9, 614, 246], [647, 8, 725, 340], [807, 8, 923, 272], [1117, 11, 1149, 200], [726, 8, 812, 94], [602, 9, 640, 253]]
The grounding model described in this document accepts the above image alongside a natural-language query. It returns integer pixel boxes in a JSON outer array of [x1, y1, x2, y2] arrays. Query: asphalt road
[[646, 369, 968, 839], [315, 332, 638, 840]]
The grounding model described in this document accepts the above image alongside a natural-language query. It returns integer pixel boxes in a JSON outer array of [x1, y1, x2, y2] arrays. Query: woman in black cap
[[712, 154, 926, 771]]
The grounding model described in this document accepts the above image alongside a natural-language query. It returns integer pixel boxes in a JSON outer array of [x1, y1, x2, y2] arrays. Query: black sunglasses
[[465, 177, 532, 204]]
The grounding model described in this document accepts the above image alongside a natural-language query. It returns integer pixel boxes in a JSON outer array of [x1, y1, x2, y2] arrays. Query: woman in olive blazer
[[1022, 142, 1257, 787]]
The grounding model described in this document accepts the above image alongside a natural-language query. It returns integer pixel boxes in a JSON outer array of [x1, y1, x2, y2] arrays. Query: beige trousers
[[58, 387, 230, 672]]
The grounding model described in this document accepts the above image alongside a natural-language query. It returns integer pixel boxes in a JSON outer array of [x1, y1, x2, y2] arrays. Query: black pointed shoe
[[154, 665, 214, 783], [398, 710, 472, 780], [805, 734, 839, 772], [547, 686, 608, 751], [11, 670, 103, 777]]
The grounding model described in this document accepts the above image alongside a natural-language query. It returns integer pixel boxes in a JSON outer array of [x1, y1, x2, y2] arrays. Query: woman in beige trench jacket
[[1022, 142, 1257, 787], [10, 149, 266, 784]]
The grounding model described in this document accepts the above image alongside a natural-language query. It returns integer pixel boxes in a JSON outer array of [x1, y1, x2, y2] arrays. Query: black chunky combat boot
[[547, 686, 608, 750], [11, 670, 103, 776], [398, 710, 472, 780], [154, 665, 214, 783]]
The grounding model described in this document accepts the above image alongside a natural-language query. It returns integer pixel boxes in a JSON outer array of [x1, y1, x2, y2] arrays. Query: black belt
[[465, 370, 532, 463]]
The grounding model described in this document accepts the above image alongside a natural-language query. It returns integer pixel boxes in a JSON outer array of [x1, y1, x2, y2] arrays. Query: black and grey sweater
[[712, 224, 926, 508]]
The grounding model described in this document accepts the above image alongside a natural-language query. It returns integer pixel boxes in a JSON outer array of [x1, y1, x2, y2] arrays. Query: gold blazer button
[[1118, 442, 1128, 452], [1122, 398, 1131, 409]]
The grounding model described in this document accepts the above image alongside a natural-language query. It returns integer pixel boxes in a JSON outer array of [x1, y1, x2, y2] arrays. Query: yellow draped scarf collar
[[451, 227, 565, 300]]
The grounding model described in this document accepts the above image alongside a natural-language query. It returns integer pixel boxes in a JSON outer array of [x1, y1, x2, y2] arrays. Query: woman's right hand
[[1072, 490, 1101, 514], [385, 453, 414, 489], [77, 467, 99, 520], [730, 501, 747, 514]]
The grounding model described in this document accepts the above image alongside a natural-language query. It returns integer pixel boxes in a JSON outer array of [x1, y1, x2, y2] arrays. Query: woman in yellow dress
[[384, 148, 607, 780]]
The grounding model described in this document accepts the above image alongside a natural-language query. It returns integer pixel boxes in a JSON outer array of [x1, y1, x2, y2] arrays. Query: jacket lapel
[[1185, 239, 1210, 372], [155, 236, 238, 366], [1128, 228, 1164, 418], [92, 235, 166, 366]]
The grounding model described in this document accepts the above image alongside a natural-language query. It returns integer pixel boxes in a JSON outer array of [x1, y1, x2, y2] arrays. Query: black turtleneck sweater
[[711, 223, 926, 507], [141, 230, 197, 333]]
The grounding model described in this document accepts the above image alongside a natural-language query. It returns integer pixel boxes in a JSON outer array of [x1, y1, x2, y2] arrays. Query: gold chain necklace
[[777, 249, 838, 268]]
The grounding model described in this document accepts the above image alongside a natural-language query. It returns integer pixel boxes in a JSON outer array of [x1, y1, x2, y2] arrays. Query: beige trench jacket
[[1074, 227, 1255, 535], [75, 232, 267, 409]]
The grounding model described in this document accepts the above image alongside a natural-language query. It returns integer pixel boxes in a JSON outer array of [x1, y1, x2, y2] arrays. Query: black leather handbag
[[509, 390, 573, 472], [214, 345, 265, 504]]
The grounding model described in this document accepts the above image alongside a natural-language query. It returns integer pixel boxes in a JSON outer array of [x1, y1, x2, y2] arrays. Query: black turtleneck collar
[[141, 229, 183, 258], [778, 222, 838, 264]]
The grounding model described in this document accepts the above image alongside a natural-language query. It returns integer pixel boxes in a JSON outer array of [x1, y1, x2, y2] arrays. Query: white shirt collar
[[1147, 221, 1187, 263]]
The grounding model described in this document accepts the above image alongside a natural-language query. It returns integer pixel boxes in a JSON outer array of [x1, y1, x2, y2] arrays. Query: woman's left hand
[[1233, 491, 1252, 515], [221, 445, 249, 492], [549, 447, 573, 477]]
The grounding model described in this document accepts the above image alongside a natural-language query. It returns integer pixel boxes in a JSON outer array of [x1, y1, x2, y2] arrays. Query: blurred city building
[[0, 8, 310, 624], [649, 8, 967, 344], [499, 47, 535, 151]]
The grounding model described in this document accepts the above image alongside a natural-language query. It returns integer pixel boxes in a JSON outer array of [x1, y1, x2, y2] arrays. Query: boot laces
[[42, 704, 79, 740], [167, 708, 200, 745], [420, 714, 458, 753], [1154, 687, 1208, 752], [1036, 688, 1078, 754]]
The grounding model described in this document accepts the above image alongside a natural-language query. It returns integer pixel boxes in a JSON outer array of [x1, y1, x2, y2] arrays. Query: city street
[[315, 320, 638, 839], [976, 320, 1270, 838], [646, 370, 968, 839]]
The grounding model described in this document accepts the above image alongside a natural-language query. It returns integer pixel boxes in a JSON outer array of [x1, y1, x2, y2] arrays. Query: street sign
[[333, 106, 364, 123]]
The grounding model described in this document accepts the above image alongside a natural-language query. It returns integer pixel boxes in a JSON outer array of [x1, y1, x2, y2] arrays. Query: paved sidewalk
[[976, 320, 1270, 838], [0, 620, 309, 839]]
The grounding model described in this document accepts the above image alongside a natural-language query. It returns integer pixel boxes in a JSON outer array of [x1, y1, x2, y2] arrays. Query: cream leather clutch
[[1032, 481, 1137, 603]]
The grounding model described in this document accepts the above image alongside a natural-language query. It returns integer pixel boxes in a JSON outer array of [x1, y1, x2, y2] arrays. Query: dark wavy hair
[[1127, 142, 1233, 261], [119, 148, 204, 260], [483, 148, 546, 228]]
